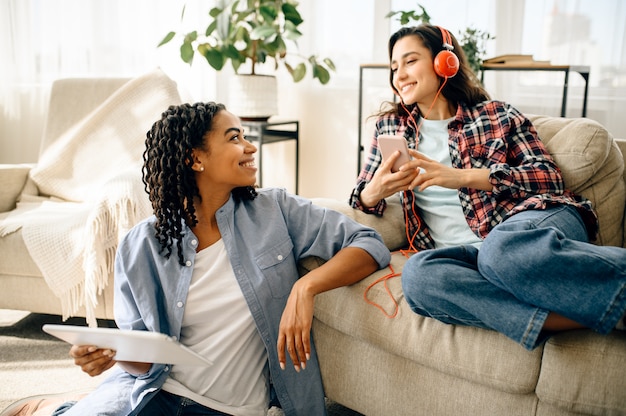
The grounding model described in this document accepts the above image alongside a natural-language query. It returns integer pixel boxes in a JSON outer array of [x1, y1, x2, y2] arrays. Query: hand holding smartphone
[[378, 134, 411, 172]]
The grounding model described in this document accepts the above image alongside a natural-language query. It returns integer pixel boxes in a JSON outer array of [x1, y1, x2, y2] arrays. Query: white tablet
[[42, 324, 213, 366]]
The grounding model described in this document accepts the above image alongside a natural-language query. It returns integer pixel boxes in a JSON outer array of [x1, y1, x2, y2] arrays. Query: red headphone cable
[[366, 47, 450, 318], [363, 189, 423, 318]]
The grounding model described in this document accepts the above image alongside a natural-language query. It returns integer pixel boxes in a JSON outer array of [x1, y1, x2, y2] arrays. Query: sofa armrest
[[311, 195, 408, 251], [0, 164, 34, 212], [616, 138, 626, 184]]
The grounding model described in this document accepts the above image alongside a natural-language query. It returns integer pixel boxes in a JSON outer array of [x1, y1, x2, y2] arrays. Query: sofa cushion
[[537, 330, 626, 415], [529, 115, 626, 247], [312, 196, 407, 251], [310, 251, 544, 394], [0, 213, 40, 276], [616, 138, 626, 247], [0, 165, 32, 212]]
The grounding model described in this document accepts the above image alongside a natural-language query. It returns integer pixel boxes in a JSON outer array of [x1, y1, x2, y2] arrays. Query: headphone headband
[[438, 26, 454, 50]]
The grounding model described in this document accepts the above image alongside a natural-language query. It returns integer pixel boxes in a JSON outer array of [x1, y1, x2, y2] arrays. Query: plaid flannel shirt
[[349, 100, 598, 250]]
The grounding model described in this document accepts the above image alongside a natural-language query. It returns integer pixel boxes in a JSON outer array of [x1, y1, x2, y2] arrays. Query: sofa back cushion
[[528, 115, 625, 247], [311, 196, 408, 251], [41, 77, 131, 156]]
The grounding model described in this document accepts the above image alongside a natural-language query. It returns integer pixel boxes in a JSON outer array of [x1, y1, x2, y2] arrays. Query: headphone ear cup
[[434, 50, 459, 78]]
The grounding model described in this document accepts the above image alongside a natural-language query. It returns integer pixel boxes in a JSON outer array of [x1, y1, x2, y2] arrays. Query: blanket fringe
[[80, 194, 149, 327]]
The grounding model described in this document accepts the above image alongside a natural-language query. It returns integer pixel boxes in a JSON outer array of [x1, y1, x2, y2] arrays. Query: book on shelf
[[482, 54, 551, 66]]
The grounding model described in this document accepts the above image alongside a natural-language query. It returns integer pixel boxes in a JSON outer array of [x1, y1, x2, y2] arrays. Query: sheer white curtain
[[0, 0, 215, 164], [390, 0, 626, 138]]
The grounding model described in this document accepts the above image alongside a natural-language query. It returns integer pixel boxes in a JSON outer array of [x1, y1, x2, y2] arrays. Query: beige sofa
[[307, 116, 626, 415], [0, 70, 180, 325]]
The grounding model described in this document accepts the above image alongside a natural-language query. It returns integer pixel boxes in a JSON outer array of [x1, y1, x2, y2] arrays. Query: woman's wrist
[[359, 185, 380, 209], [462, 168, 493, 191]]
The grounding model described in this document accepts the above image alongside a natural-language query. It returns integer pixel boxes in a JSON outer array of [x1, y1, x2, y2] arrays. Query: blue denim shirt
[[75, 188, 390, 416]]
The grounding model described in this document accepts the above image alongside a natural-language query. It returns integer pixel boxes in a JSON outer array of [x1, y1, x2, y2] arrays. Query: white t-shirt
[[412, 117, 483, 248], [162, 239, 269, 416]]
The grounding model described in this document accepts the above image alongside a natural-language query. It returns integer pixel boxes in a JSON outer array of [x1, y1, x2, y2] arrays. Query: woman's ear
[[190, 150, 204, 172]]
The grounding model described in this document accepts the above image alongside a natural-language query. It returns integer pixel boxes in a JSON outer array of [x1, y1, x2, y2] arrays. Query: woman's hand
[[277, 280, 314, 373], [359, 150, 419, 207], [70, 345, 152, 376], [276, 248, 379, 373], [70, 345, 116, 377], [404, 150, 492, 192]]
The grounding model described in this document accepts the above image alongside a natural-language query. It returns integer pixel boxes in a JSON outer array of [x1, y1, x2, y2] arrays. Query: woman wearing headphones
[[349, 24, 626, 351]]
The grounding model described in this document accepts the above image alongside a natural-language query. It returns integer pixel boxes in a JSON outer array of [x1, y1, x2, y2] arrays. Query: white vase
[[227, 74, 278, 120]]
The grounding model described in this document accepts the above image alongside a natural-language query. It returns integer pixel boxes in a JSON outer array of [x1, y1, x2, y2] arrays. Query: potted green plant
[[386, 3, 494, 76], [457, 27, 495, 76], [159, 0, 335, 119]]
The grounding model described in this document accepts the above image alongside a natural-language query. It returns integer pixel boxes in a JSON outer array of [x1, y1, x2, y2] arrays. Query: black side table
[[241, 120, 299, 194], [480, 63, 590, 117]]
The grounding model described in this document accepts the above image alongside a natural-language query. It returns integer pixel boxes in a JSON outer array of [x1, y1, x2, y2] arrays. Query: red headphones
[[433, 26, 459, 78]]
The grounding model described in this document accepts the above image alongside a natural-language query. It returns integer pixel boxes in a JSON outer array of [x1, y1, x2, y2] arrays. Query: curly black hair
[[143, 102, 257, 265]]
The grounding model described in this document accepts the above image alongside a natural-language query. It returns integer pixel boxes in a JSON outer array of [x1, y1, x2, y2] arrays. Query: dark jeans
[[134, 390, 232, 416], [52, 390, 234, 416]]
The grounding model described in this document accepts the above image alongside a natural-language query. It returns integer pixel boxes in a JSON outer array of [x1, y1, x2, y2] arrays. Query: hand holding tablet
[[43, 324, 212, 366]]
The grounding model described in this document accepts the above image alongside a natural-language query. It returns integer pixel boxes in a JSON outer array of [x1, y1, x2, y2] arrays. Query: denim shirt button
[[177, 301, 183, 308], [164, 366, 169, 372], [185, 260, 192, 267], [277, 255, 283, 261], [191, 239, 198, 246]]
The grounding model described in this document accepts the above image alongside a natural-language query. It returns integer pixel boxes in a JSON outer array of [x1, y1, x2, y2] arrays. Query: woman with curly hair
[[350, 24, 626, 351], [43, 102, 390, 416]]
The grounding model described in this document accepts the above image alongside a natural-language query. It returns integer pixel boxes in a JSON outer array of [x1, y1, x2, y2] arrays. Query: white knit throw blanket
[[0, 68, 181, 326]]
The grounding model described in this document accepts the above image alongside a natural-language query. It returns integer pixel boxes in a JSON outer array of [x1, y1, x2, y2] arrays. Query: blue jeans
[[402, 206, 626, 350]]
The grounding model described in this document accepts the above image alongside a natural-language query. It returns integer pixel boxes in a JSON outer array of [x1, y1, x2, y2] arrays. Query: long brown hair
[[380, 24, 490, 118]]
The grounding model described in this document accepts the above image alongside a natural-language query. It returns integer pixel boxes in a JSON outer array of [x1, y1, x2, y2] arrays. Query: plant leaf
[[184, 31, 198, 43], [158, 31, 176, 47], [251, 24, 276, 40], [323, 58, 336, 72], [313, 64, 330, 84], [224, 44, 243, 60], [259, 4, 278, 23], [282, 3, 303, 26], [283, 21, 302, 41], [209, 6, 222, 18], [203, 47, 226, 70], [205, 20, 217, 37], [292, 62, 306, 82], [180, 41, 194, 64], [265, 33, 285, 56]]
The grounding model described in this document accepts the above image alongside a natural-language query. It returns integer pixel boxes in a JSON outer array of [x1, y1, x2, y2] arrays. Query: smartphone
[[378, 134, 411, 172]]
